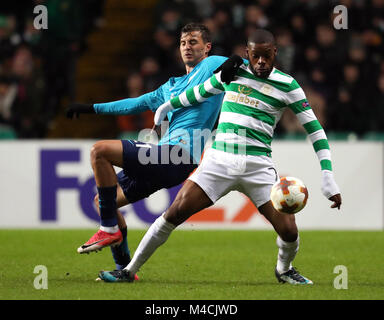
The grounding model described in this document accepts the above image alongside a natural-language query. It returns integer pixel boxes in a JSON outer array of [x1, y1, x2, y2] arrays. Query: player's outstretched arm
[[66, 103, 95, 119], [154, 72, 226, 125], [286, 86, 342, 210], [68, 84, 167, 119]]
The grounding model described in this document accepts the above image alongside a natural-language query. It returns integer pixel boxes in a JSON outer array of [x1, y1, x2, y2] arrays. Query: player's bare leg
[[258, 201, 313, 285], [78, 140, 125, 254], [258, 201, 298, 242], [99, 180, 213, 282], [128, 180, 212, 272], [164, 180, 213, 226], [91, 140, 124, 185]]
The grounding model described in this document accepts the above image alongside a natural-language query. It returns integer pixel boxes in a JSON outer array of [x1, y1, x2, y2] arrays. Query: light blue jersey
[[94, 55, 227, 163]]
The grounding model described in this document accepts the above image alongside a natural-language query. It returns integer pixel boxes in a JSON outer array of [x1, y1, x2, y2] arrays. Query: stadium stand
[[0, 0, 383, 140]]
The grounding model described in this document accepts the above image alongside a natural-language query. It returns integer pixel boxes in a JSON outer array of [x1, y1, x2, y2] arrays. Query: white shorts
[[189, 148, 279, 208]]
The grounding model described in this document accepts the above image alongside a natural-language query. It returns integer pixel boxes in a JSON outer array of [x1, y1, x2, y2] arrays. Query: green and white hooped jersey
[[169, 64, 333, 172]]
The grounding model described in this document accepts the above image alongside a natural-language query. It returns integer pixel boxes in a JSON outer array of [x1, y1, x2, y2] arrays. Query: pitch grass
[[0, 229, 383, 300]]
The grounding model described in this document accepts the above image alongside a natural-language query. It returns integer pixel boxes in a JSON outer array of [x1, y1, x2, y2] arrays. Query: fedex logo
[[40, 149, 98, 222], [40, 149, 263, 225]]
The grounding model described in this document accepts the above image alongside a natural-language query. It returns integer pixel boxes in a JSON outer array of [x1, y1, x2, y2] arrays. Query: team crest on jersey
[[238, 85, 253, 96], [260, 84, 273, 95], [302, 101, 310, 108]]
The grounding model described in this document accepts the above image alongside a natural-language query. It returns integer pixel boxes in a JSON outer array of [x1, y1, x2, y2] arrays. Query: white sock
[[100, 225, 119, 233], [276, 235, 299, 274], [125, 214, 176, 274]]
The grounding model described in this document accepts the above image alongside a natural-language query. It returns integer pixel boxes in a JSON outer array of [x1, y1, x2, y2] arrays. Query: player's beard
[[249, 64, 273, 79], [184, 54, 205, 69]]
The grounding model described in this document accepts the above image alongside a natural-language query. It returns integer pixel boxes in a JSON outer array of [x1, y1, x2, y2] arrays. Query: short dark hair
[[181, 23, 211, 43], [248, 29, 276, 46]]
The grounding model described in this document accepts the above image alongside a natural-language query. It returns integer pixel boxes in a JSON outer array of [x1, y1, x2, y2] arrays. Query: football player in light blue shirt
[[66, 23, 242, 276], [93, 52, 226, 164]]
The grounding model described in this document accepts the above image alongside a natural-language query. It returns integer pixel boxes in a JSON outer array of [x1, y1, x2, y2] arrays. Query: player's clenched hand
[[321, 171, 341, 210], [154, 101, 174, 126], [214, 54, 243, 84], [66, 103, 95, 119]]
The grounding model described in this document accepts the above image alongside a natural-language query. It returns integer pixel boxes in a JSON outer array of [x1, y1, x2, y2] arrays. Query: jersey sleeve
[[169, 72, 225, 109], [204, 55, 227, 72], [286, 81, 333, 172], [93, 85, 166, 115]]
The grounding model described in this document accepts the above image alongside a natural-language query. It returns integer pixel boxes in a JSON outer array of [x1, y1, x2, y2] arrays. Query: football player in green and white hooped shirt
[[99, 29, 342, 285]]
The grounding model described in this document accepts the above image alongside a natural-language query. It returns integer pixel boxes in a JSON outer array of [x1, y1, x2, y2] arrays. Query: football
[[270, 176, 309, 214]]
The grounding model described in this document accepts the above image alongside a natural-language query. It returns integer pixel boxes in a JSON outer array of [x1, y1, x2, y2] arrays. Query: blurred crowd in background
[[0, 0, 104, 137], [0, 0, 383, 139]]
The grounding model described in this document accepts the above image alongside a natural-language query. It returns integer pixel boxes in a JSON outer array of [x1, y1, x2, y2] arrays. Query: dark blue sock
[[110, 227, 131, 269], [97, 186, 118, 227]]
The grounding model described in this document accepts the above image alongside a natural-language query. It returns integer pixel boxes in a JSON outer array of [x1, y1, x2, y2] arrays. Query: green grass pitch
[[0, 229, 383, 300]]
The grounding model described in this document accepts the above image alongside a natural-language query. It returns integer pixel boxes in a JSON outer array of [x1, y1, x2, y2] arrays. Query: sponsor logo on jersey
[[225, 92, 260, 107], [238, 85, 253, 96]]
